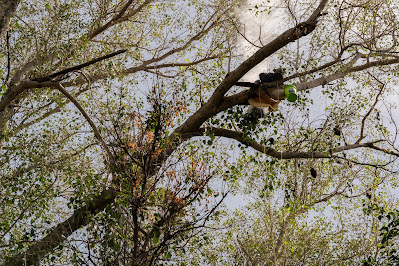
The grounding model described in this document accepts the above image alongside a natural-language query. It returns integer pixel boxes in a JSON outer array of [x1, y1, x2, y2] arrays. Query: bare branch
[[357, 81, 384, 144]]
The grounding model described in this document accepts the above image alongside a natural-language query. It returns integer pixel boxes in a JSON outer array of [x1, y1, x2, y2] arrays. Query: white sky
[[236, 0, 290, 81]]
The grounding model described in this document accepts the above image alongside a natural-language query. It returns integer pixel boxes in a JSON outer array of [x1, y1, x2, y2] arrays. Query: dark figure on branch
[[310, 168, 317, 178], [333, 126, 341, 136], [259, 70, 283, 84]]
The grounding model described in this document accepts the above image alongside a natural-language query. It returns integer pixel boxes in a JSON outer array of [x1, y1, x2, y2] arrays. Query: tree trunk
[[0, 0, 21, 39]]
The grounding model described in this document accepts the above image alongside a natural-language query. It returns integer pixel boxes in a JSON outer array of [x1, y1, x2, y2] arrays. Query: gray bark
[[0, 0, 21, 151], [0, 0, 21, 39]]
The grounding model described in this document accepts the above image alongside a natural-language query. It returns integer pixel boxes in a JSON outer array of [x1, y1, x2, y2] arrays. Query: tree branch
[[192, 127, 390, 160], [62, 16, 221, 87], [357, 83, 384, 144], [33, 49, 127, 82], [52, 83, 114, 164], [86, 0, 153, 40], [0, 0, 21, 39], [176, 0, 328, 133], [9, 189, 116, 265], [269, 55, 399, 99], [8, 0, 151, 87]]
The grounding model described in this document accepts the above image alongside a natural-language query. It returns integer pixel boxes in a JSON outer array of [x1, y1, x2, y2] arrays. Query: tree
[[363, 203, 399, 265], [2, 0, 399, 265], [1, 0, 241, 264], [0, 0, 21, 38]]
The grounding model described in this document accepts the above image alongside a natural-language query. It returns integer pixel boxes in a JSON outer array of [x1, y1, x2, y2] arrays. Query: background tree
[[2, 0, 399, 265]]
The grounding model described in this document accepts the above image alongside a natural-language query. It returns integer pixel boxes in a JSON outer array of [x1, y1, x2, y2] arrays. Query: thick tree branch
[[176, 0, 328, 133], [9, 189, 116, 265], [2, 48, 126, 114], [0, 0, 21, 39], [209, 0, 328, 101], [0, 81, 58, 113], [269, 56, 399, 99], [297, 57, 399, 90]]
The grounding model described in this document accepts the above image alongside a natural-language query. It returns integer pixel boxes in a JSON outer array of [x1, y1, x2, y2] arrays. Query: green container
[[284, 85, 298, 102]]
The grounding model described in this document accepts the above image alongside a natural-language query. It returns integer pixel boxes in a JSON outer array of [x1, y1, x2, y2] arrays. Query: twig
[[5, 30, 10, 85]]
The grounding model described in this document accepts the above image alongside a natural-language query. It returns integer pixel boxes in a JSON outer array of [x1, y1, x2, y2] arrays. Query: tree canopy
[[2, 0, 399, 265]]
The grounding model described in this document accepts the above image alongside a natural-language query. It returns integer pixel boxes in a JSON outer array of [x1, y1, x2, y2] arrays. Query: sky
[[222, 0, 290, 210], [236, 0, 289, 81]]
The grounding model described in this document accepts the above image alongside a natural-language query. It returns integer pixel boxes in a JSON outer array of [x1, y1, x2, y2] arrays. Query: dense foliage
[[1, 0, 399, 265]]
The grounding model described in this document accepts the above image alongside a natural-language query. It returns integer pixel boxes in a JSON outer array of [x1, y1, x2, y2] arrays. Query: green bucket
[[284, 85, 298, 102]]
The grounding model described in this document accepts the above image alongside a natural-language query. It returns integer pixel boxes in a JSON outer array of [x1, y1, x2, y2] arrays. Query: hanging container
[[284, 85, 298, 102]]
